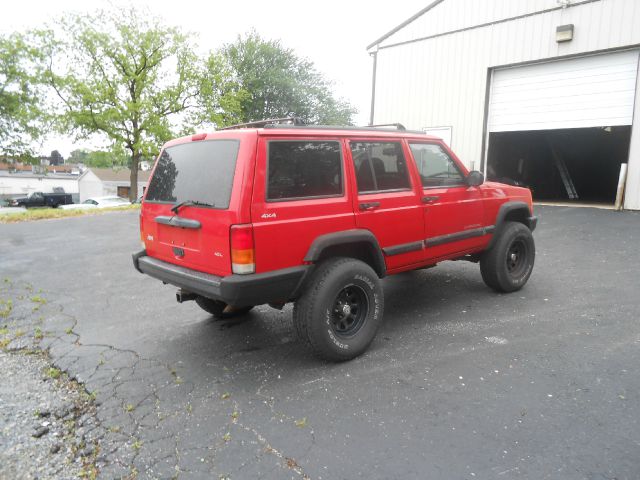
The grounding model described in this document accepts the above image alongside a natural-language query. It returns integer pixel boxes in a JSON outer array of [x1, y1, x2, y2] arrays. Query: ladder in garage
[[548, 141, 578, 200]]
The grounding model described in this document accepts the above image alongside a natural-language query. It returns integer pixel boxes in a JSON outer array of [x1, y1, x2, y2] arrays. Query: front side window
[[350, 142, 411, 193], [410, 143, 465, 188], [267, 141, 343, 201]]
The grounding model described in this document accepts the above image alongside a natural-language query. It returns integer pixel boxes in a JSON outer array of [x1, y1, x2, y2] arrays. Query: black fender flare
[[487, 201, 537, 250], [304, 229, 386, 278]]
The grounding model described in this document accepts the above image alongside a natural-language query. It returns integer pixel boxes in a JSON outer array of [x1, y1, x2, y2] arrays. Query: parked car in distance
[[60, 196, 131, 210], [9, 191, 73, 208], [133, 118, 537, 362]]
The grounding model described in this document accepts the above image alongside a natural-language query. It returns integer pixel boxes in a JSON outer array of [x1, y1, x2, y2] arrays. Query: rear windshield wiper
[[171, 200, 214, 214]]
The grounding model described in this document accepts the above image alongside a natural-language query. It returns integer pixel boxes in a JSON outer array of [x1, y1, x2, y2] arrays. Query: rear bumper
[[132, 250, 309, 307]]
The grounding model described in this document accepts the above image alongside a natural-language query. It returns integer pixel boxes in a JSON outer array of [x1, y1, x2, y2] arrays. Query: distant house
[[78, 168, 151, 202], [0, 162, 80, 201]]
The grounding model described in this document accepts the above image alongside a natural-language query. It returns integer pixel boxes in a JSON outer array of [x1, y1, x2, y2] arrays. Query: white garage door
[[488, 50, 640, 132]]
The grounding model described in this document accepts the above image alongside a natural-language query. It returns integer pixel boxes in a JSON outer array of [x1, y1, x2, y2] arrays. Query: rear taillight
[[140, 214, 145, 249], [230, 224, 255, 274]]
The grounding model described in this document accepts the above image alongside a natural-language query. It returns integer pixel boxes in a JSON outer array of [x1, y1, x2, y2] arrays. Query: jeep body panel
[[250, 135, 356, 274], [345, 136, 426, 271], [140, 130, 257, 277], [137, 125, 536, 308]]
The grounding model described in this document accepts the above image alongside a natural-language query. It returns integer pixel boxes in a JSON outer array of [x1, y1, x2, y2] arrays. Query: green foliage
[[68, 148, 129, 168], [32, 8, 211, 200], [0, 33, 45, 156], [215, 31, 356, 126]]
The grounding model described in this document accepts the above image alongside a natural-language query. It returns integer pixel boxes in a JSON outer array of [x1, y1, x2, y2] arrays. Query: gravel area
[[0, 350, 100, 480]]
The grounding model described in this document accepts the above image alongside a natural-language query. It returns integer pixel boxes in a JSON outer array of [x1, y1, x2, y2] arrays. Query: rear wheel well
[[503, 208, 529, 226], [316, 242, 384, 278]]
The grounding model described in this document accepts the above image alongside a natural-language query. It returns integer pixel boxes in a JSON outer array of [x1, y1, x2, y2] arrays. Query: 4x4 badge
[[261, 213, 277, 219]]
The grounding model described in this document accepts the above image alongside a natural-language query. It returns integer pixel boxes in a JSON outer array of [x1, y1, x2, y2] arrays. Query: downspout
[[368, 47, 378, 126]]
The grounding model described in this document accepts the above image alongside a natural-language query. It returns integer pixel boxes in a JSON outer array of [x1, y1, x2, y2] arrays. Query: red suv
[[133, 119, 537, 361]]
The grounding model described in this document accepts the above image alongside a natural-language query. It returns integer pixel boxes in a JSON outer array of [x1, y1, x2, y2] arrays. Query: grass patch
[[0, 204, 140, 223], [31, 295, 47, 305], [46, 367, 62, 379], [0, 299, 13, 318]]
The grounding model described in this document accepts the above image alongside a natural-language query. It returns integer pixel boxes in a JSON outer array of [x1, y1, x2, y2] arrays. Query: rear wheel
[[195, 297, 253, 320], [294, 258, 384, 361], [480, 221, 535, 292]]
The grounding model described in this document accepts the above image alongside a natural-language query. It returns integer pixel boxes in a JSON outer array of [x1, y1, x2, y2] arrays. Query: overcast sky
[[3, 0, 427, 158]]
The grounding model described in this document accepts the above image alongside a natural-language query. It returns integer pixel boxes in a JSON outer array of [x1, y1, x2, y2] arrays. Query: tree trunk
[[129, 151, 140, 202]]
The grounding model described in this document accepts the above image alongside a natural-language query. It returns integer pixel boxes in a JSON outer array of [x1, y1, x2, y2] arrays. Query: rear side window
[[145, 140, 239, 209], [350, 142, 411, 193], [409, 143, 465, 188], [267, 141, 343, 201]]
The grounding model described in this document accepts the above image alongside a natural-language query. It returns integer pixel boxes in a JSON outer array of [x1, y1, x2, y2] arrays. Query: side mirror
[[467, 170, 484, 187]]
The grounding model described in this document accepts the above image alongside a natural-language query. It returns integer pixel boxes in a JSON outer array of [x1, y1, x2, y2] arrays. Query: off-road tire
[[195, 297, 253, 319], [480, 221, 535, 293], [293, 258, 384, 361]]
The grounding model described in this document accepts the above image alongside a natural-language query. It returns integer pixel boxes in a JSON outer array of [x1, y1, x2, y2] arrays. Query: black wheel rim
[[506, 239, 528, 277], [330, 284, 369, 337]]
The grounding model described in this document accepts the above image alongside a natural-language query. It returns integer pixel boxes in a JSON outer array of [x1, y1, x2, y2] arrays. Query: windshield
[[145, 139, 240, 209]]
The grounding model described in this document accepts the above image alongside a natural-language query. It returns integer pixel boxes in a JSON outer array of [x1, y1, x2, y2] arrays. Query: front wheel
[[294, 258, 384, 361], [480, 221, 535, 293], [195, 297, 253, 320]]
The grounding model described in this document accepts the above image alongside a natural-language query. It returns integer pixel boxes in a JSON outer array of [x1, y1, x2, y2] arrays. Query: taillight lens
[[230, 224, 255, 274], [140, 214, 145, 249]]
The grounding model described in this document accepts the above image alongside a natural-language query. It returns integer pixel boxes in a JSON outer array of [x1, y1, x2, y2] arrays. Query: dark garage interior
[[486, 127, 631, 204]]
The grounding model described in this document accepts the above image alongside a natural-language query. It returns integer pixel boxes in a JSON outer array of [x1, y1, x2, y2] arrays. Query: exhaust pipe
[[176, 289, 197, 303]]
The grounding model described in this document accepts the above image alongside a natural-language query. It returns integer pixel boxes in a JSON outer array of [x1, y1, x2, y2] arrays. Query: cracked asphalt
[[1, 205, 639, 479]]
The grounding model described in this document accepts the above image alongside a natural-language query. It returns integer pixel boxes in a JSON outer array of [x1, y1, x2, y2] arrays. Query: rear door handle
[[359, 202, 381, 211], [422, 196, 440, 204]]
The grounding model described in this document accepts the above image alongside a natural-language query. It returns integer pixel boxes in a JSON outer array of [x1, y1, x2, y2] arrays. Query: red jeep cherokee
[[133, 119, 537, 361]]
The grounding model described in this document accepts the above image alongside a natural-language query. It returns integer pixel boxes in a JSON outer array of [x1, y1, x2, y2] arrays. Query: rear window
[[145, 140, 240, 209], [267, 141, 343, 201]]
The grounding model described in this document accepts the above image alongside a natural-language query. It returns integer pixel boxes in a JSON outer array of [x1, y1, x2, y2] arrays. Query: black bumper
[[527, 216, 538, 231], [132, 250, 309, 307]]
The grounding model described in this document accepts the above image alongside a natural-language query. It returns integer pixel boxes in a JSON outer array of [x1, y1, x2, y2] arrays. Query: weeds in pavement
[[0, 299, 13, 318]]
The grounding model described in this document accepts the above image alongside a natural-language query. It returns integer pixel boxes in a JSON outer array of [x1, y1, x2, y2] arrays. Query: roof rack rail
[[220, 117, 306, 130], [368, 123, 407, 131]]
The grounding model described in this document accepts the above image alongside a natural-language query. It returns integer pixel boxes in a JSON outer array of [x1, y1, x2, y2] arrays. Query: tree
[[33, 9, 218, 200], [0, 33, 44, 159], [215, 31, 356, 126], [49, 149, 64, 165], [69, 148, 129, 168]]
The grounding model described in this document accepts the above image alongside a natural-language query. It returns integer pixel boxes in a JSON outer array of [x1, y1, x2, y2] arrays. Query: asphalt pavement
[[1, 206, 639, 479]]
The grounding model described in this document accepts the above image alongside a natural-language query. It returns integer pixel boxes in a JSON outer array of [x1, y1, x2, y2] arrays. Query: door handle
[[422, 196, 440, 204], [359, 202, 381, 211]]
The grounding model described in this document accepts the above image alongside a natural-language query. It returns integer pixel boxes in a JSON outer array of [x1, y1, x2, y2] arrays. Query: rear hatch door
[[142, 137, 248, 277]]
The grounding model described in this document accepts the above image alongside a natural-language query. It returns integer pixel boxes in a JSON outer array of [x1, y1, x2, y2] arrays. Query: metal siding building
[[368, 0, 640, 209]]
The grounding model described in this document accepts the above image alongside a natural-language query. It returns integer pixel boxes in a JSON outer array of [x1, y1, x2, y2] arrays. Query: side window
[[409, 143, 465, 188], [267, 141, 343, 201], [350, 142, 411, 193]]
